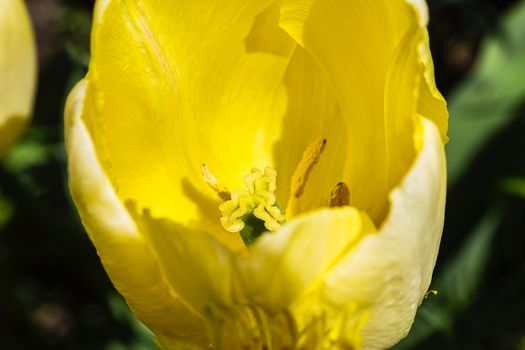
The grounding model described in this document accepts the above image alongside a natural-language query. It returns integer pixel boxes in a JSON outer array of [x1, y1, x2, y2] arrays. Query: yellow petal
[[135, 201, 373, 309], [383, 23, 422, 187], [65, 80, 208, 347], [279, 0, 431, 222], [405, 0, 449, 142], [318, 117, 446, 349], [417, 30, 449, 143], [273, 46, 347, 216], [83, 0, 447, 229], [83, 0, 296, 237], [0, 0, 36, 156], [134, 200, 375, 348], [129, 206, 235, 314], [406, 0, 429, 26], [131, 210, 292, 349], [237, 207, 375, 312]]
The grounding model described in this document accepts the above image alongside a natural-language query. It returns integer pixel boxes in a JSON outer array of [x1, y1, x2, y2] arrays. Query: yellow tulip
[[65, 0, 448, 348], [0, 0, 37, 156]]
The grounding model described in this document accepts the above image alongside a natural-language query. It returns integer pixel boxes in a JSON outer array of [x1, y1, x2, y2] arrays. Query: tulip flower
[[65, 0, 448, 348], [0, 0, 37, 156]]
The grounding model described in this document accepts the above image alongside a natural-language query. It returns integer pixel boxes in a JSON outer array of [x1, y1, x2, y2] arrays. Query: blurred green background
[[1, 0, 524, 349]]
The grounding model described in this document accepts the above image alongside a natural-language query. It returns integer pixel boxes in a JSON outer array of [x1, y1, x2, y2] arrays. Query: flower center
[[202, 138, 351, 247], [219, 167, 285, 245]]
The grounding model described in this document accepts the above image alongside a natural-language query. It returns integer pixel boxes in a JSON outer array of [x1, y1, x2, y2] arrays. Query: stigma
[[218, 167, 285, 245]]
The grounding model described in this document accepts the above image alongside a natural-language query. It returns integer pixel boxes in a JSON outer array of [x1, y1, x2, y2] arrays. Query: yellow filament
[[202, 164, 231, 201]]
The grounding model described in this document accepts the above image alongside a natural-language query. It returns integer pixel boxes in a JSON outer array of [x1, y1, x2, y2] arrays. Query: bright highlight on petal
[[66, 0, 448, 348], [0, 0, 37, 156]]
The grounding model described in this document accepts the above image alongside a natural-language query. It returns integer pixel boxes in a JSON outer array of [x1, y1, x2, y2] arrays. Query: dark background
[[1, 0, 524, 349]]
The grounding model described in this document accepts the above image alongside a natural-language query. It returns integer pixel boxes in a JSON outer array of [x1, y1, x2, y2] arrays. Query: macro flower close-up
[[64, 0, 448, 349], [0, 0, 36, 156], [5, 0, 525, 349]]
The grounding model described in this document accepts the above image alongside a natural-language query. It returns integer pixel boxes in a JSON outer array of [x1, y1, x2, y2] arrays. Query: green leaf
[[436, 209, 500, 308], [1, 128, 58, 173], [519, 337, 525, 350], [0, 196, 13, 229], [500, 177, 525, 198], [446, 0, 525, 186]]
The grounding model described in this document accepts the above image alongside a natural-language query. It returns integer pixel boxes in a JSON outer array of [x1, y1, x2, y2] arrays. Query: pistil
[[218, 167, 285, 246]]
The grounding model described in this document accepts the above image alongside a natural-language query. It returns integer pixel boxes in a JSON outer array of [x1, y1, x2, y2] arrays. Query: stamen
[[286, 138, 326, 218], [329, 182, 350, 207], [290, 138, 326, 197], [202, 164, 231, 201], [219, 167, 285, 246]]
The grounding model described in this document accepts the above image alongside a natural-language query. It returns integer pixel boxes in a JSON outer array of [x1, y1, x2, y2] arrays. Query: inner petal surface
[[84, 0, 299, 240]]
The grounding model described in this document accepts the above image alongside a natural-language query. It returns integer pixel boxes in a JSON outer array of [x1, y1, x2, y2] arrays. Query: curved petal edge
[[0, 0, 37, 156], [65, 80, 208, 348], [319, 117, 446, 349]]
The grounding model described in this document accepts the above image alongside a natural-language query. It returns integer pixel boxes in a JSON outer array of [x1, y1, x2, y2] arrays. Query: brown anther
[[329, 182, 350, 207], [201, 164, 231, 201], [290, 138, 326, 198]]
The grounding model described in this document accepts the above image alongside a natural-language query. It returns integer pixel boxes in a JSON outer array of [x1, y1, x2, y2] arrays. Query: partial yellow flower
[[0, 0, 37, 156], [65, 0, 448, 349]]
